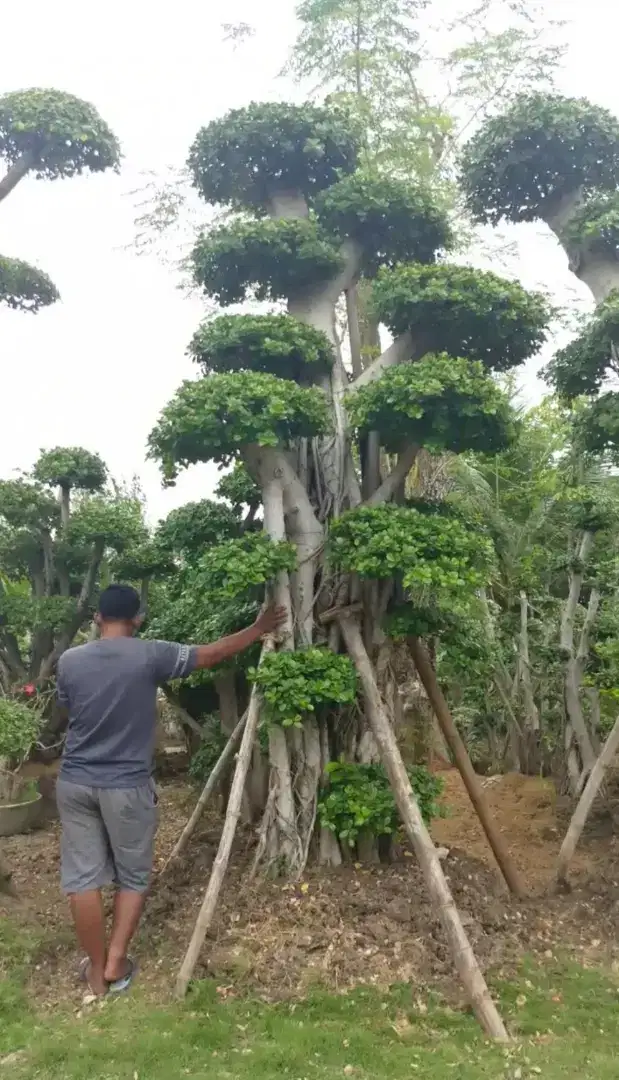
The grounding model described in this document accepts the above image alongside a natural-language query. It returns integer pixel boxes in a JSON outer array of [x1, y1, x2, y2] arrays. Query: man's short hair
[[98, 584, 141, 621]]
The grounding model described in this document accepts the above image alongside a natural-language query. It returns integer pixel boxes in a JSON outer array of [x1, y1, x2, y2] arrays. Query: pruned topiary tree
[[0, 87, 120, 313], [148, 99, 554, 1027]]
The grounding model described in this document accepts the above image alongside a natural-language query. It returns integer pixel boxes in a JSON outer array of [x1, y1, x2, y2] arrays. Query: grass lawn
[[2, 919, 619, 1078]]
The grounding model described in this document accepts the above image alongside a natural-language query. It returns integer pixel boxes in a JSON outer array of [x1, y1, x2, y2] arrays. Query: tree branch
[[365, 445, 419, 506], [0, 151, 35, 203], [37, 537, 105, 683], [350, 331, 414, 390]]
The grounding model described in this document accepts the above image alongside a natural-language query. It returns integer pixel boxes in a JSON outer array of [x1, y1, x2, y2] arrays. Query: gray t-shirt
[[57, 638, 198, 789]]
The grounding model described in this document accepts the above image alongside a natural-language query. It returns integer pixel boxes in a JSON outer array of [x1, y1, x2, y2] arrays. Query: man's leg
[[56, 781, 114, 996], [100, 783, 158, 983]]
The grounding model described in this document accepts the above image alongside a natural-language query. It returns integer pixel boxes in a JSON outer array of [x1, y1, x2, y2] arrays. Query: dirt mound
[[3, 771, 619, 1009]]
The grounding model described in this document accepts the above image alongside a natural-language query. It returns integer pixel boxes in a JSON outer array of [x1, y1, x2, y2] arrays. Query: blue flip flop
[[109, 956, 138, 994]]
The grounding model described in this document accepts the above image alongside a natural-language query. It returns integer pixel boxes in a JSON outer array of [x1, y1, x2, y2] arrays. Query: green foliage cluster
[[112, 542, 174, 583], [0, 698, 41, 761], [372, 263, 550, 371], [156, 499, 242, 559], [189, 314, 334, 381], [0, 593, 73, 637], [0, 88, 120, 179], [250, 647, 357, 727], [317, 760, 444, 847], [185, 532, 297, 603], [347, 354, 514, 454], [573, 393, 619, 460], [187, 716, 227, 785], [33, 447, 107, 493], [191, 217, 344, 305], [187, 101, 358, 210], [148, 371, 330, 479], [314, 171, 452, 276], [560, 192, 619, 256], [66, 496, 146, 552], [330, 504, 495, 599], [545, 292, 619, 400], [461, 93, 619, 226], [0, 480, 58, 531], [215, 463, 261, 511], [559, 485, 619, 535], [0, 255, 59, 313]]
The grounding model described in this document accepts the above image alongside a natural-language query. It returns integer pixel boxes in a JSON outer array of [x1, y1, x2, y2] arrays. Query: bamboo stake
[[339, 617, 508, 1041], [158, 709, 248, 877], [556, 713, 619, 889], [175, 641, 272, 998], [410, 636, 525, 898]]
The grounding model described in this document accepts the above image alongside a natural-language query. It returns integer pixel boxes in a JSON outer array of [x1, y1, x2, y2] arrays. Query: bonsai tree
[[149, 99, 551, 876], [0, 87, 120, 312], [461, 92, 619, 303]]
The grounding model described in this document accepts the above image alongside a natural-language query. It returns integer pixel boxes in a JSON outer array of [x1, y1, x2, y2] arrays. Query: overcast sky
[[0, 0, 615, 523]]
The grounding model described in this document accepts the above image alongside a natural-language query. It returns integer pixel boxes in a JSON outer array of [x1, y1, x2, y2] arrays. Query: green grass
[[2, 918, 619, 1078]]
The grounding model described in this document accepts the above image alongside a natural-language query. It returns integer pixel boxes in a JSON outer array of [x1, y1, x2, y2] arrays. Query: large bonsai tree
[[148, 100, 551, 876], [0, 88, 120, 313]]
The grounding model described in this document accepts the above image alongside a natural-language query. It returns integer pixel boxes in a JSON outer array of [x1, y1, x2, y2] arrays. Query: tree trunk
[[0, 151, 35, 203], [556, 713, 619, 889], [38, 538, 105, 684], [409, 636, 525, 897], [174, 661, 269, 998], [339, 616, 508, 1041], [561, 533, 597, 780], [544, 193, 619, 304]]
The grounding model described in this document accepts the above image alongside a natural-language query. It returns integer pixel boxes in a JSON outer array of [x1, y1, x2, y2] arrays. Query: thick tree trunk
[[561, 533, 597, 783], [409, 636, 525, 897], [175, 664, 268, 998], [545, 190, 619, 304], [556, 713, 619, 889], [0, 151, 35, 203], [339, 616, 508, 1041]]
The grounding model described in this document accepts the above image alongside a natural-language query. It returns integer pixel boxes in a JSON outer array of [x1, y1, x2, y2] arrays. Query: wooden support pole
[[158, 709, 248, 877], [556, 713, 619, 889], [339, 617, 509, 1041], [175, 641, 272, 999], [409, 636, 525, 898]]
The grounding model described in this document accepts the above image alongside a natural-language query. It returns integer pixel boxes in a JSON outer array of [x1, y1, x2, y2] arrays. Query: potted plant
[[0, 693, 43, 836]]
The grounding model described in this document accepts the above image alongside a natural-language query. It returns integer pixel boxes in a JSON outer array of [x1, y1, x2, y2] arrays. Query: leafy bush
[[191, 217, 344, 305], [0, 255, 59, 313], [0, 698, 41, 762], [250, 647, 357, 727], [314, 170, 452, 275], [372, 262, 550, 372], [317, 761, 444, 848], [188, 101, 358, 210], [189, 314, 334, 381], [461, 92, 619, 226], [149, 371, 330, 478], [188, 716, 227, 785], [347, 354, 515, 455], [0, 88, 120, 179]]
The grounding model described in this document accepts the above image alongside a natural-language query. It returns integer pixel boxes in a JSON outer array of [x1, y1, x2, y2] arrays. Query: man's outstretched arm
[[193, 604, 287, 670]]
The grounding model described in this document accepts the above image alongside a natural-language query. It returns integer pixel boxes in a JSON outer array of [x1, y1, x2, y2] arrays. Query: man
[[56, 583, 285, 997]]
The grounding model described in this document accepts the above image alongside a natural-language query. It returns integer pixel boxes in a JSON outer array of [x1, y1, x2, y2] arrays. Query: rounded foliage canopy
[[189, 314, 334, 381], [148, 371, 330, 479], [0, 255, 58, 313], [0, 88, 120, 179], [330, 504, 495, 601], [461, 93, 619, 226], [33, 446, 107, 492], [0, 479, 59, 532], [191, 217, 344, 305], [372, 263, 550, 372], [545, 292, 619, 400], [314, 171, 452, 276], [156, 499, 243, 559], [188, 102, 358, 211], [66, 496, 146, 553], [347, 354, 514, 455]]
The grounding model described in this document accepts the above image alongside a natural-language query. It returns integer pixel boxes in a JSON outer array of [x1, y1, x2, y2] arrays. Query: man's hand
[[254, 603, 288, 637]]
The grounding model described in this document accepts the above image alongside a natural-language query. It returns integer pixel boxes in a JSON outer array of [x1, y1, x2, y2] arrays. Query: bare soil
[[3, 763, 619, 1012]]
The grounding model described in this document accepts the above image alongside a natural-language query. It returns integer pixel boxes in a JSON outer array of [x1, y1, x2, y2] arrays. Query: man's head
[[96, 584, 143, 635]]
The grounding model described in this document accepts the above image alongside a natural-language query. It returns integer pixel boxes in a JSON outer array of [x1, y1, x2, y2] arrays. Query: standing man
[[56, 583, 285, 997]]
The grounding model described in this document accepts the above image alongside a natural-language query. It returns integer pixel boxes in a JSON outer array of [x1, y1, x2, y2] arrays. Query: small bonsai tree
[[149, 99, 551, 877], [0, 87, 120, 312]]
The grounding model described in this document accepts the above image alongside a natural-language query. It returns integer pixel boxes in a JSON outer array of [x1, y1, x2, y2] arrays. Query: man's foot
[[105, 955, 137, 993], [78, 958, 108, 997]]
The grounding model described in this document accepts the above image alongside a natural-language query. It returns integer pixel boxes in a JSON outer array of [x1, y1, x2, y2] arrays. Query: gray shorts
[[56, 779, 158, 894]]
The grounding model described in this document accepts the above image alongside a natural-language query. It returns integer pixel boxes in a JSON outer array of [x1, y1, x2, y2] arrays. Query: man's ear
[[133, 613, 146, 630]]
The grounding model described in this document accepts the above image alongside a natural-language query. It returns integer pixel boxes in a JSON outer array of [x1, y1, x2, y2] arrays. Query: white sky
[[0, 0, 614, 523]]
